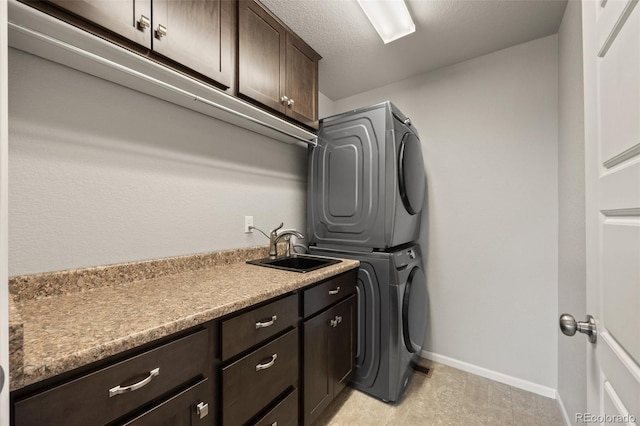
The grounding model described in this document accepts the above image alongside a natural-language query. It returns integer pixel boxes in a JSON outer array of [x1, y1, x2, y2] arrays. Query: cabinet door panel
[[331, 295, 356, 395], [303, 309, 333, 426], [285, 33, 319, 128], [238, 0, 285, 113], [49, 0, 152, 48], [152, 0, 234, 87]]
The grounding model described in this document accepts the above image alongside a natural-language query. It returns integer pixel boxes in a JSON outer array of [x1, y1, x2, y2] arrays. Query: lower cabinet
[[13, 327, 215, 426], [302, 295, 356, 426], [11, 270, 357, 426]]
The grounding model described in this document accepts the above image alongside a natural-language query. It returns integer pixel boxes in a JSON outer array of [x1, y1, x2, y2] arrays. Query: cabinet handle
[[196, 402, 209, 419], [328, 286, 341, 295], [329, 318, 337, 328], [271, 422, 278, 426], [256, 353, 278, 371], [255, 315, 277, 329], [109, 367, 159, 397], [336, 315, 343, 324], [280, 95, 289, 104], [287, 98, 294, 107], [155, 24, 167, 39], [137, 15, 151, 31]]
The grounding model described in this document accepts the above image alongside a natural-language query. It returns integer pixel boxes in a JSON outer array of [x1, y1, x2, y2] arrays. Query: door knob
[[559, 313, 597, 343]]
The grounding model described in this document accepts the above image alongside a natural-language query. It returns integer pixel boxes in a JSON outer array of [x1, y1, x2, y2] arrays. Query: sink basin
[[247, 255, 341, 273]]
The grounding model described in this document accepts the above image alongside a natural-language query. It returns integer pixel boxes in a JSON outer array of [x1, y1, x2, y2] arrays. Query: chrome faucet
[[267, 223, 304, 259]]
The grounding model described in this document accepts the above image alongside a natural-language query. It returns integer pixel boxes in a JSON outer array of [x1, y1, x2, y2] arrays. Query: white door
[[581, 0, 640, 424], [0, 1, 9, 425]]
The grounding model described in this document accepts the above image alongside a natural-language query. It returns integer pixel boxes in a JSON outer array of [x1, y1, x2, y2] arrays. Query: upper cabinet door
[[238, 0, 286, 113], [49, 0, 152, 49], [285, 33, 320, 128], [152, 0, 235, 88]]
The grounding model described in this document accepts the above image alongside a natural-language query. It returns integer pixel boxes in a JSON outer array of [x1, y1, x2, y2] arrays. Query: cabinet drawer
[[123, 378, 213, 426], [222, 329, 298, 426], [14, 329, 209, 426], [303, 270, 356, 318], [221, 293, 298, 361], [251, 388, 298, 426]]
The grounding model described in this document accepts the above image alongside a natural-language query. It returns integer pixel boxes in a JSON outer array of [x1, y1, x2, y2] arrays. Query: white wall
[[557, 0, 586, 423], [318, 91, 336, 119], [333, 35, 559, 391], [8, 49, 308, 276]]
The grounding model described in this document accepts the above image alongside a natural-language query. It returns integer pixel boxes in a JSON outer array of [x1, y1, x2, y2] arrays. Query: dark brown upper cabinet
[[152, 0, 235, 88], [48, 0, 153, 49], [46, 0, 235, 89], [238, 0, 321, 129]]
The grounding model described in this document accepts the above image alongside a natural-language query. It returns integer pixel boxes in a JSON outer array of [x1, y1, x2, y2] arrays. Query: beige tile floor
[[314, 361, 565, 426]]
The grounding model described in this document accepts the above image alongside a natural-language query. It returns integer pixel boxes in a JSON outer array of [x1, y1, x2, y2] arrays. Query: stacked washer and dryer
[[307, 101, 428, 403]]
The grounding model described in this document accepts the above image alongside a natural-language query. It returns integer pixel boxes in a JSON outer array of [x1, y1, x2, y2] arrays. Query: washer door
[[398, 132, 425, 215], [402, 266, 427, 353]]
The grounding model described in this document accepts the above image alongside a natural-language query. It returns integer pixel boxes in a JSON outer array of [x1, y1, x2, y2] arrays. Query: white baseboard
[[420, 350, 557, 399], [555, 390, 572, 426]]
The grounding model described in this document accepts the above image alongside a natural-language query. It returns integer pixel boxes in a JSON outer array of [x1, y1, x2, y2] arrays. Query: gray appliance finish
[[308, 101, 426, 251], [309, 244, 428, 403]]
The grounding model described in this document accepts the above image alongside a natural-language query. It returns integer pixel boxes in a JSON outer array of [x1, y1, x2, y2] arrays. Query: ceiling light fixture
[[356, 0, 416, 44]]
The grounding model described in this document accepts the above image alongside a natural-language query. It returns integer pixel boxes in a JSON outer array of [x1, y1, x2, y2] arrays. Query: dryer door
[[402, 266, 427, 353], [398, 132, 425, 215]]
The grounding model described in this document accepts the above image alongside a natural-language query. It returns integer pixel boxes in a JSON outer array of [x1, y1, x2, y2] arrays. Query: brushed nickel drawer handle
[[256, 315, 277, 329], [328, 286, 341, 295], [271, 422, 278, 426], [109, 367, 159, 397], [256, 354, 277, 371], [196, 402, 209, 419]]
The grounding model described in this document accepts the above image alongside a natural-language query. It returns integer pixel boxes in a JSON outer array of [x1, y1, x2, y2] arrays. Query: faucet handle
[[270, 222, 284, 235]]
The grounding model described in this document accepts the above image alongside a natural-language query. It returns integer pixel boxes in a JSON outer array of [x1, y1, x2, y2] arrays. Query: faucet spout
[[269, 228, 304, 259]]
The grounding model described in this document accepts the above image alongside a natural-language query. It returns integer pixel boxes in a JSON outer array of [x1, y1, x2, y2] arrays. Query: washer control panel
[[393, 246, 420, 269]]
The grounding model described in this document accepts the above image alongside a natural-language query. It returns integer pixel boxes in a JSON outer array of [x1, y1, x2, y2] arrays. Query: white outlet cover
[[244, 216, 254, 233]]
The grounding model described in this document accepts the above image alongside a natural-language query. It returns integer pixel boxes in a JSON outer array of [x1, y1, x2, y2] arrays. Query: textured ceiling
[[260, 0, 568, 101]]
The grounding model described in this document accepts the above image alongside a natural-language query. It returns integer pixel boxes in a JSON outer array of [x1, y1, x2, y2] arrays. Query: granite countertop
[[8, 246, 359, 391]]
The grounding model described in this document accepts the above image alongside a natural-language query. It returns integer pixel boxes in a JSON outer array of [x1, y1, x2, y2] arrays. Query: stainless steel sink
[[247, 255, 341, 273]]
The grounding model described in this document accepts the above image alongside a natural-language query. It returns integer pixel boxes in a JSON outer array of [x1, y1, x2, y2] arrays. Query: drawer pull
[[328, 286, 341, 295], [255, 354, 278, 371], [196, 402, 209, 419], [272, 422, 278, 426], [255, 315, 277, 329], [108, 367, 159, 397]]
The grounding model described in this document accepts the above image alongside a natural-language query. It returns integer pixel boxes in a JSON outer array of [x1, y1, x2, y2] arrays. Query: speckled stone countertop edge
[[9, 250, 359, 391]]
